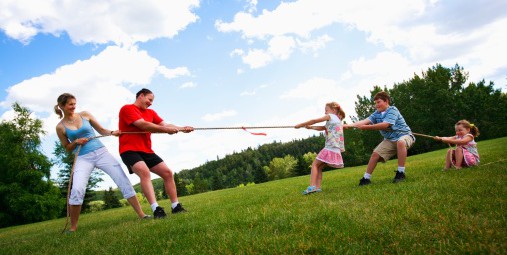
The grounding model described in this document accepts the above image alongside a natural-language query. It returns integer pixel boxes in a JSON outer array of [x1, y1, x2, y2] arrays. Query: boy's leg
[[396, 139, 407, 168], [359, 152, 381, 186], [393, 135, 415, 182], [366, 152, 381, 175]]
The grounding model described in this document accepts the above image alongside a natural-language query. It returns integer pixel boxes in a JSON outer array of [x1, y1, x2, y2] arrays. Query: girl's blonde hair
[[456, 119, 480, 137], [54, 93, 76, 119], [326, 102, 345, 120]]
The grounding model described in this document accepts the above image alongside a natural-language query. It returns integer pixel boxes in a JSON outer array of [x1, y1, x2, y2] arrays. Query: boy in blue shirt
[[344, 91, 415, 186]]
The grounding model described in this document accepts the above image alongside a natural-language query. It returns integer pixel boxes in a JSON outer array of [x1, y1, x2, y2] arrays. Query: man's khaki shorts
[[374, 135, 415, 162]]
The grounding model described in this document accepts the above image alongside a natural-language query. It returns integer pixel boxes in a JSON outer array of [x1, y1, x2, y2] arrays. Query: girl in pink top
[[295, 102, 346, 194], [435, 120, 480, 170]]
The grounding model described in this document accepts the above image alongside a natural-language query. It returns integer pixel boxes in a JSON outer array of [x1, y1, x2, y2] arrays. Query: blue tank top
[[64, 116, 104, 156]]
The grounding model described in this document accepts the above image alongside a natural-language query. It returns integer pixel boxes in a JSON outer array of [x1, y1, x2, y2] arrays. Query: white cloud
[[245, 0, 258, 13], [240, 83, 269, 96], [202, 110, 238, 122], [158, 66, 191, 79], [216, 0, 507, 83], [297, 34, 333, 55], [240, 49, 273, 69], [179, 82, 196, 89], [240, 91, 256, 96], [234, 35, 297, 68], [281, 77, 343, 100], [0, 0, 200, 45], [1, 45, 177, 132]]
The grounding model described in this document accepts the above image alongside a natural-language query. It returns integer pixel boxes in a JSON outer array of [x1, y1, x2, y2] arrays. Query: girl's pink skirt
[[316, 148, 344, 168], [452, 148, 479, 167]]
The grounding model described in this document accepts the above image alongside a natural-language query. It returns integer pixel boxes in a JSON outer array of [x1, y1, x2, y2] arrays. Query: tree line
[[155, 63, 507, 196], [1, 63, 505, 227]]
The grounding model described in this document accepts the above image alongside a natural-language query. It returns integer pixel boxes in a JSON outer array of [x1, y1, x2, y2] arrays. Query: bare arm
[[357, 122, 391, 131], [307, 126, 326, 131], [132, 119, 180, 134], [343, 118, 372, 129], [160, 121, 194, 133], [295, 115, 330, 129], [436, 135, 473, 145], [82, 111, 119, 136]]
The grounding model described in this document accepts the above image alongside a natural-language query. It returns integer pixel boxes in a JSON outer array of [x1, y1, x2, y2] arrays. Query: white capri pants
[[70, 147, 136, 205]]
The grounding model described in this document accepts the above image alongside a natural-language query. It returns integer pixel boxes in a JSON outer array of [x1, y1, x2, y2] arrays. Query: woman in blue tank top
[[55, 93, 150, 233]]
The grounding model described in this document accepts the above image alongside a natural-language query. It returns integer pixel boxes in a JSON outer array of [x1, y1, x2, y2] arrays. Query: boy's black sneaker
[[153, 206, 167, 219], [393, 171, 406, 183], [359, 177, 371, 186], [172, 203, 187, 214]]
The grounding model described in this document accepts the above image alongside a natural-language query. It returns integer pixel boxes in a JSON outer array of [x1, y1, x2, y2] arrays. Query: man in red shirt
[[119, 88, 194, 218]]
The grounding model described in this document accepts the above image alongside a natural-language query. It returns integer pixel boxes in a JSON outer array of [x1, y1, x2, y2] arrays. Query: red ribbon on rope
[[242, 127, 267, 136]]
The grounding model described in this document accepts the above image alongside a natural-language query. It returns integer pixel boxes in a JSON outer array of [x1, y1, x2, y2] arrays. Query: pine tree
[[103, 187, 122, 209]]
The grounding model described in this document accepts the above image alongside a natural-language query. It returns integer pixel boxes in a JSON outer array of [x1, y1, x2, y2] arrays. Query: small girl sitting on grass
[[295, 102, 345, 194], [435, 120, 480, 170]]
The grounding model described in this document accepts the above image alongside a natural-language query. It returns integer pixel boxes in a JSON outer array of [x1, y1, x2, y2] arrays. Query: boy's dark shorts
[[120, 151, 164, 174]]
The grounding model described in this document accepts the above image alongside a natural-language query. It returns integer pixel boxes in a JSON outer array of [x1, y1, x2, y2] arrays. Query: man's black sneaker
[[172, 203, 187, 214], [153, 206, 167, 219], [393, 171, 406, 183], [359, 177, 371, 186]]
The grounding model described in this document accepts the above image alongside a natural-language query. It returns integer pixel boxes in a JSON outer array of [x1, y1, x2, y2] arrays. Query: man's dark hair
[[136, 88, 153, 98]]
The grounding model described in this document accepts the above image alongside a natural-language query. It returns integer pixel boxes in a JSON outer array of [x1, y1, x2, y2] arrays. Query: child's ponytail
[[326, 102, 345, 120], [470, 124, 480, 137]]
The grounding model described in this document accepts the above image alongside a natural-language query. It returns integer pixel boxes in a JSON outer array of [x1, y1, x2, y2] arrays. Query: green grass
[[1, 137, 506, 254]]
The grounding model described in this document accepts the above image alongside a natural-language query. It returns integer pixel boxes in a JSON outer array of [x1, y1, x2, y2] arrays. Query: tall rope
[[61, 144, 81, 234]]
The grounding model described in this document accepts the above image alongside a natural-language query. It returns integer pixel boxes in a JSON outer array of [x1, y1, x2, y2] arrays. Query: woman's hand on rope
[[111, 130, 121, 137], [75, 138, 89, 145]]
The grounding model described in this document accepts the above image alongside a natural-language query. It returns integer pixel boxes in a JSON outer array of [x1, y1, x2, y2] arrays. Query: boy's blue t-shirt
[[368, 106, 412, 141]]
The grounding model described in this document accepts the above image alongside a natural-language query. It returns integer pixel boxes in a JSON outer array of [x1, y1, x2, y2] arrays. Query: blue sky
[[1, 0, 506, 190]]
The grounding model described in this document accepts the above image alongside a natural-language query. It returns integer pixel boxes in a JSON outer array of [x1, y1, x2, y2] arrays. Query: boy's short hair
[[374, 91, 391, 104]]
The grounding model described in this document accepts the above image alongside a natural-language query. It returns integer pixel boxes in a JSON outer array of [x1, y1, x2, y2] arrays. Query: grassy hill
[[1, 137, 506, 254]]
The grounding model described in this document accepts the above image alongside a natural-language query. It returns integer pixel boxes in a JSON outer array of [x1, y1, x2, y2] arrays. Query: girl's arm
[[307, 126, 326, 131], [84, 111, 119, 136], [295, 115, 330, 129], [441, 135, 473, 145]]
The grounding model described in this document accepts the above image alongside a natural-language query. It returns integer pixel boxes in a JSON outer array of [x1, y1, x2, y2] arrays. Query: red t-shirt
[[119, 104, 163, 154]]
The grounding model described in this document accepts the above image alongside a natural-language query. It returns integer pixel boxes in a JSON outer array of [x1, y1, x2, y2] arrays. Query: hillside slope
[[1, 137, 506, 254]]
